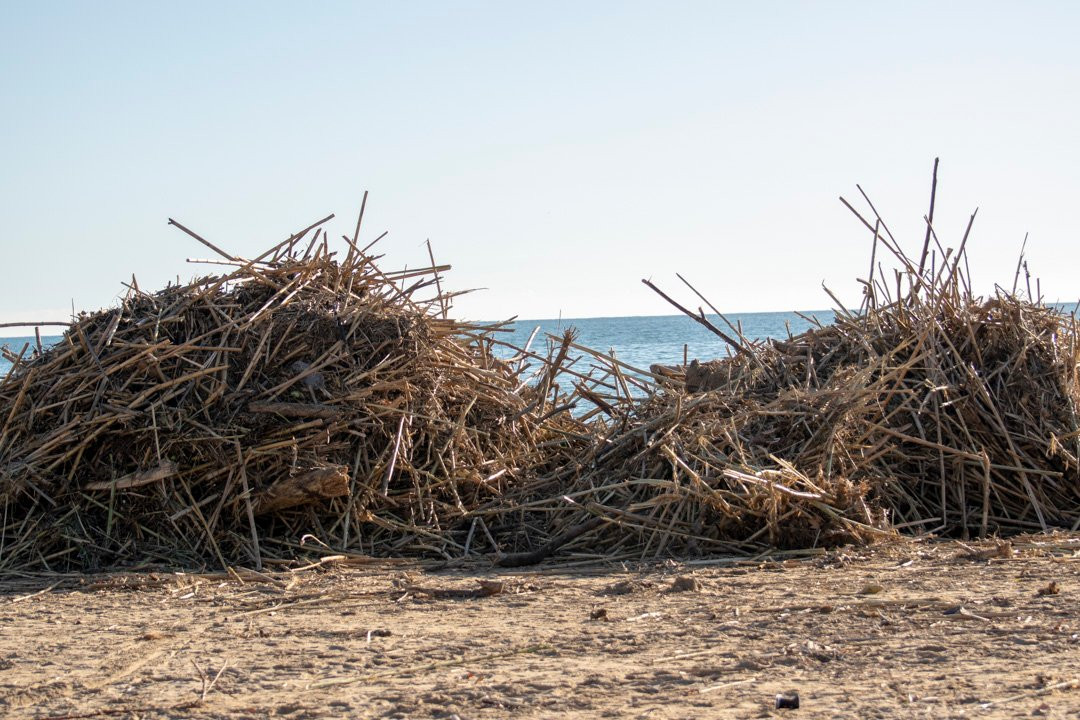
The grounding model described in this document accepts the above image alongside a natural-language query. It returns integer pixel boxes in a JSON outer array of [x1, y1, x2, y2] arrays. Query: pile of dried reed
[[2, 168, 1077, 572], [482, 164, 1079, 562], [0, 208, 586, 572]]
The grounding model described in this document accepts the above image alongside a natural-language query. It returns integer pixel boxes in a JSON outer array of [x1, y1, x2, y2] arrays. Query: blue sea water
[[0, 335, 62, 378], [495, 311, 837, 372], [0, 311, 833, 379]]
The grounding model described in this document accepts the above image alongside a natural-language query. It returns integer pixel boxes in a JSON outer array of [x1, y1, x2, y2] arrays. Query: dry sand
[[2, 535, 1079, 719]]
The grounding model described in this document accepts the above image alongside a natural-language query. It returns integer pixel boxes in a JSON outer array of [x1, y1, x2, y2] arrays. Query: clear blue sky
[[2, 1, 1079, 334]]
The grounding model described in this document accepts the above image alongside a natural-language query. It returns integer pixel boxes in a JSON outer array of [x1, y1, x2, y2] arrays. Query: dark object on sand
[[775, 691, 800, 709]]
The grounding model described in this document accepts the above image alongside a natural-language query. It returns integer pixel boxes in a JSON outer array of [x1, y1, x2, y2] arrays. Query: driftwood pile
[[483, 165, 1080, 560], [0, 211, 586, 571], [558, 182, 1078, 556], [2, 170, 1078, 572], [509, 275, 1080, 561]]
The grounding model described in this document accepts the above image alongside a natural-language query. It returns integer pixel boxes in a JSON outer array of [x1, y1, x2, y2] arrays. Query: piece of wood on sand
[[251, 465, 350, 515]]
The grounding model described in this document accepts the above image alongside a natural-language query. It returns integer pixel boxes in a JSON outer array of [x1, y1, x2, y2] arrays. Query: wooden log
[[495, 516, 605, 567], [648, 363, 685, 380], [247, 401, 344, 420], [252, 465, 350, 515], [684, 359, 728, 393], [85, 461, 178, 491]]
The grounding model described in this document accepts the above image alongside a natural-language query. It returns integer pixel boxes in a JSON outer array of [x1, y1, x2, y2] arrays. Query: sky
[[2, 1, 1079, 335]]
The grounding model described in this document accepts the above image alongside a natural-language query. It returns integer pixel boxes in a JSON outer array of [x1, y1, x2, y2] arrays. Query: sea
[[0, 310, 836, 379], [495, 311, 836, 371]]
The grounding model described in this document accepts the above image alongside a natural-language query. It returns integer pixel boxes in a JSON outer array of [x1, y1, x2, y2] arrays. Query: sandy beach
[[3, 535, 1078, 719]]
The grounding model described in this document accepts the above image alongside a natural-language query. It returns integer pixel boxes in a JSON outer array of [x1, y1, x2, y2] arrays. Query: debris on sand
[[2, 165, 1079, 572], [0, 210, 587, 571], [526, 161, 1080, 559]]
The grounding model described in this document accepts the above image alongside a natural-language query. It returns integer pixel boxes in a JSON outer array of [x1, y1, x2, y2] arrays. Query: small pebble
[[776, 691, 800, 709]]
